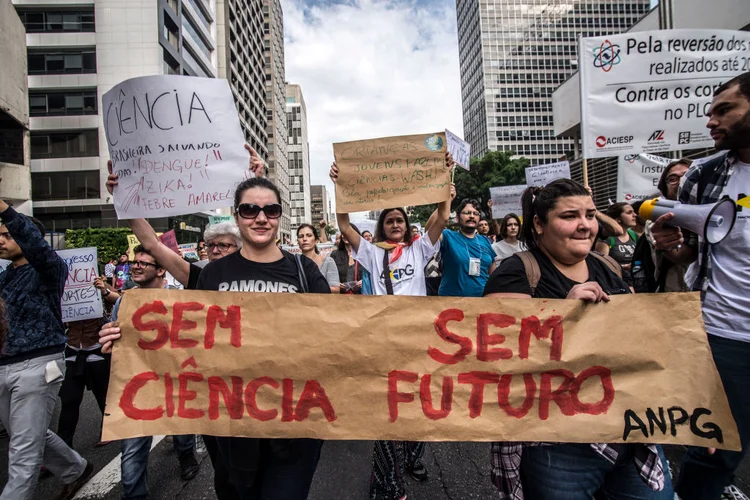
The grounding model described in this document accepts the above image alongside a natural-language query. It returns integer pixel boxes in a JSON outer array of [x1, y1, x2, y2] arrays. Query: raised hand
[[245, 144, 265, 178]]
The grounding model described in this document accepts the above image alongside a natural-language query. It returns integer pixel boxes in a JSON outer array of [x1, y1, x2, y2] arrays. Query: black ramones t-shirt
[[195, 250, 330, 294], [483, 247, 630, 299]]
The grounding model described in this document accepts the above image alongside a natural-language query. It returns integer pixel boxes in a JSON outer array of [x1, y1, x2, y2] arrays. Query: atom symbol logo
[[592, 39, 621, 72]]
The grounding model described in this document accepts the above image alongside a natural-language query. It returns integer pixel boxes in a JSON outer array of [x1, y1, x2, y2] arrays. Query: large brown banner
[[102, 290, 740, 451], [333, 132, 451, 213]]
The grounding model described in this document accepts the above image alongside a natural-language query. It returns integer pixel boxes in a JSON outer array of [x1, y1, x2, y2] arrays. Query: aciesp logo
[[592, 39, 621, 72], [424, 134, 444, 151], [648, 130, 665, 142], [596, 136, 607, 148], [595, 135, 634, 148]]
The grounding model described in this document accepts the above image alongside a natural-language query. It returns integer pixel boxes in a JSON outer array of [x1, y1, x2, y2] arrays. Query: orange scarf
[[374, 240, 410, 264]]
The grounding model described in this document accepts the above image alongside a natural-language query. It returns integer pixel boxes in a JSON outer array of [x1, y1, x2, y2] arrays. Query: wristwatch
[[103, 289, 111, 296]]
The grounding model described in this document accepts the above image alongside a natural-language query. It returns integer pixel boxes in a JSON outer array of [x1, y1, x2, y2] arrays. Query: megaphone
[[639, 197, 737, 244]]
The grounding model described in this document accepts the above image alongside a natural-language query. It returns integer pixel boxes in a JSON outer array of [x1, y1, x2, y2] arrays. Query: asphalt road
[[0, 392, 747, 499]]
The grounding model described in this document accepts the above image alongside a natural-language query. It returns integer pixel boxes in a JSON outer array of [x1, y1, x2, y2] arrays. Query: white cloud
[[281, 0, 463, 221]]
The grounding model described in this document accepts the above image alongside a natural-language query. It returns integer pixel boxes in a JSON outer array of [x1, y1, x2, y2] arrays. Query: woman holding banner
[[297, 223, 340, 293], [482, 179, 673, 500], [330, 156, 453, 500]]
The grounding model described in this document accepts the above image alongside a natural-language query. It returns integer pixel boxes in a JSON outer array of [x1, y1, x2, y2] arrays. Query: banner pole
[[582, 158, 589, 188]]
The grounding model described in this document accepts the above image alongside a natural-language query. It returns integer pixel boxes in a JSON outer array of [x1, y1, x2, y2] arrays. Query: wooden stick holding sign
[[102, 289, 739, 450]]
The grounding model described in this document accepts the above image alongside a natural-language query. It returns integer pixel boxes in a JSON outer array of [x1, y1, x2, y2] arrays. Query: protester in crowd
[[57, 317, 110, 450], [483, 178, 672, 500], [331, 155, 453, 500], [631, 200, 647, 237], [0, 191, 93, 500], [362, 230, 373, 243], [433, 196, 497, 297], [94, 276, 120, 305], [330, 224, 365, 294], [492, 213, 526, 262], [410, 225, 421, 237], [114, 253, 131, 290], [297, 223, 340, 293], [601, 202, 638, 286], [103, 257, 117, 287], [477, 217, 494, 242], [197, 244, 208, 261], [636, 159, 693, 293], [653, 72, 750, 500]]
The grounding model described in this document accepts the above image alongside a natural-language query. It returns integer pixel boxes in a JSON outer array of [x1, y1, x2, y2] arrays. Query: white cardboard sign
[[445, 129, 471, 171], [525, 160, 571, 187], [102, 75, 250, 219], [57, 247, 103, 322], [616, 154, 671, 202], [580, 30, 750, 158], [490, 185, 527, 219]]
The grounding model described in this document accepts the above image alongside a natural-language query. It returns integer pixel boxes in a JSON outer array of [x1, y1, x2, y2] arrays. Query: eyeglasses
[[666, 175, 683, 186], [131, 260, 156, 269], [461, 211, 480, 217], [206, 242, 237, 252], [235, 203, 282, 220]]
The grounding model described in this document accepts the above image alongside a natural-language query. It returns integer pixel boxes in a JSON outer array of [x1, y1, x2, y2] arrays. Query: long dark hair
[[605, 202, 630, 222], [233, 177, 281, 208], [520, 178, 590, 249], [333, 223, 360, 282], [296, 224, 320, 254], [375, 208, 412, 244], [500, 213, 521, 239]]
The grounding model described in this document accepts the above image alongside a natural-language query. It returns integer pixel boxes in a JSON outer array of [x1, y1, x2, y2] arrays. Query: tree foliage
[[409, 150, 530, 224], [65, 228, 131, 265]]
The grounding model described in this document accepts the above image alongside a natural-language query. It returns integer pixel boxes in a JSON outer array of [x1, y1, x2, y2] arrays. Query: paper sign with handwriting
[[209, 215, 234, 225], [58, 247, 103, 322], [526, 160, 571, 187], [179, 243, 199, 260], [333, 133, 450, 213], [490, 185, 527, 219], [445, 129, 471, 171], [102, 290, 739, 450], [102, 75, 250, 219]]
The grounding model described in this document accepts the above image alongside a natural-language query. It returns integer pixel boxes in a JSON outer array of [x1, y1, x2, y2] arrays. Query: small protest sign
[[103, 290, 739, 450], [525, 160, 571, 187], [209, 215, 234, 225], [102, 75, 249, 219], [158, 230, 180, 254], [282, 243, 336, 259], [617, 154, 671, 202], [127, 233, 162, 261], [179, 243, 199, 260], [580, 30, 750, 158], [445, 129, 471, 171], [333, 133, 450, 213], [57, 247, 103, 322], [490, 185, 527, 219]]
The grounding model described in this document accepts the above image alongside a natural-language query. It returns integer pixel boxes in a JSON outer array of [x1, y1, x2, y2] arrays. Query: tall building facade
[[13, 0, 221, 233], [215, 0, 268, 159], [310, 185, 332, 230], [456, 0, 650, 163], [0, 1, 32, 216], [286, 84, 311, 241], [264, 0, 290, 243]]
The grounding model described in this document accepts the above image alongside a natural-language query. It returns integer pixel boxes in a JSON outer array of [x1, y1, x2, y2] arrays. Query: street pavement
[[0, 392, 747, 499]]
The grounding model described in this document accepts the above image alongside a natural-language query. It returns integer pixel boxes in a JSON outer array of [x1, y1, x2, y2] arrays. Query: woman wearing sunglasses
[[329, 155, 453, 500], [194, 176, 331, 500]]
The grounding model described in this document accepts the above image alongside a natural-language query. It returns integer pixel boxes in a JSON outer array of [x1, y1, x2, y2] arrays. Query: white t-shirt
[[352, 236, 439, 296], [702, 160, 750, 342], [492, 239, 527, 261]]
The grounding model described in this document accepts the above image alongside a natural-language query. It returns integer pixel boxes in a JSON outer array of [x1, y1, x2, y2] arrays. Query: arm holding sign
[[330, 162, 362, 252]]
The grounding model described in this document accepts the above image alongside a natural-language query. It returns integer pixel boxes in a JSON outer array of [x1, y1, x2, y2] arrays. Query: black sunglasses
[[235, 203, 282, 220]]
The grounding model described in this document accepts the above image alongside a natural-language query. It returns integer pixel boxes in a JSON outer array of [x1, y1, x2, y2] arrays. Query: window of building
[[31, 170, 100, 201], [181, 16, 212, 59], [18, 9, 95, 33], [29, 89, 97, 117], [30, 130, 99, 159], [28, 49, 96, 75]]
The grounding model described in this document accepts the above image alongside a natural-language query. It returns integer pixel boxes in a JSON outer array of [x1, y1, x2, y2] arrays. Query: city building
[[12, 0, 221, 237], [215, 0, 268, 159], [455, 0, 650, 163], [264, 0, 291, 243], [552, 0, 750, 206], [286, 83, 311, 241], [311, 184, 332, 231], [0, 1, 32, 216]]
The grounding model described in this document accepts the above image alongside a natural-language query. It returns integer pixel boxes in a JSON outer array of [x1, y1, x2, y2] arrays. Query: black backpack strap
[[294, 253, 309, 293], [516, 251, 540, 296], [382, 249, 394, 295]]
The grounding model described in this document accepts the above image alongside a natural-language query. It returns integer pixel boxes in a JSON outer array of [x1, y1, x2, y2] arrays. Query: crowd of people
[[0, 73, 747, 500]]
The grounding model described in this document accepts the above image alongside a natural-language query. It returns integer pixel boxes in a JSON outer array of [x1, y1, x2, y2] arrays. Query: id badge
[[468, 257, 481, 276]]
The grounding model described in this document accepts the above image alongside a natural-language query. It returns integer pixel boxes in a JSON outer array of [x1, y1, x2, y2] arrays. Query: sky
[[279, 0, 464, 220]]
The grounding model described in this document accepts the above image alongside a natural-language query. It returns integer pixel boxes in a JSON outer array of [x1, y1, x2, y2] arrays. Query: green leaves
[[65, 228, 131, 266]]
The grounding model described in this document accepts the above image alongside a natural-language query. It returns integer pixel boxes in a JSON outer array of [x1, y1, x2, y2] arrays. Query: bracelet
[[103, 289, 110, 296]]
